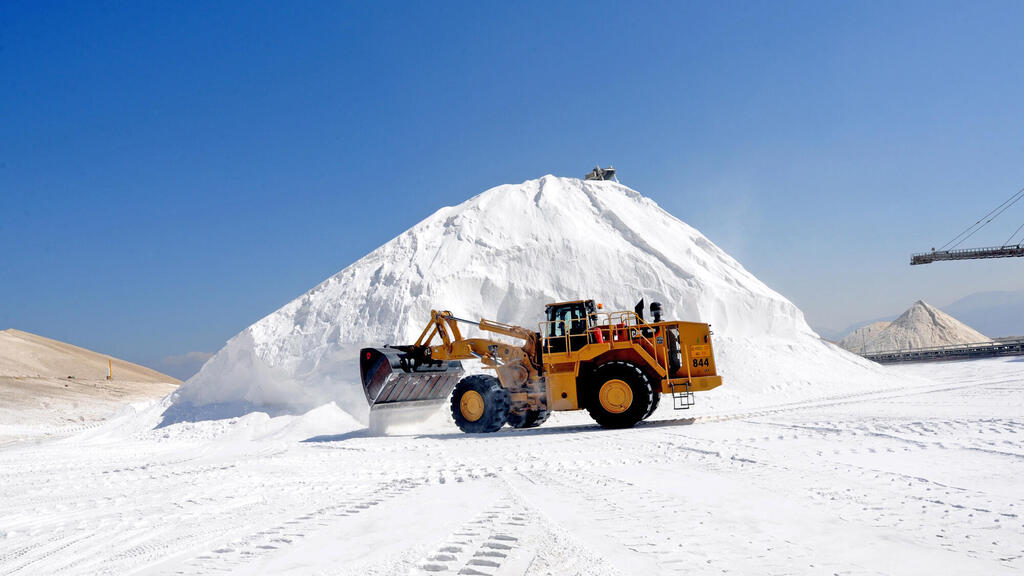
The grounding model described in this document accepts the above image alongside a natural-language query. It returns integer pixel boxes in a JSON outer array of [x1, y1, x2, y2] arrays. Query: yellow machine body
[[359, 299, 722, 431], [539, 314, 722, 411]]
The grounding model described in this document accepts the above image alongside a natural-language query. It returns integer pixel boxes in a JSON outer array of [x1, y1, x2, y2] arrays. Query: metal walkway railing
[[862, 338, 1024, 364]]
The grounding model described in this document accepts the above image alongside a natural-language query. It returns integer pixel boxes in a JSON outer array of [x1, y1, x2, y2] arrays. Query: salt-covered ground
[[2, 357, 1022, 575], [0, 376, 179, 446]]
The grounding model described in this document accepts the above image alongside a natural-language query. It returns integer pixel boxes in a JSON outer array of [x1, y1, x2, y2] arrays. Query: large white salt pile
[[170, 175, 903, 424], [839, 300, 991, 354]]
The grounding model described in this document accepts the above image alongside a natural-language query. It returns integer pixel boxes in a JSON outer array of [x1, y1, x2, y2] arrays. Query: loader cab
[[544, 300, 597, 353]]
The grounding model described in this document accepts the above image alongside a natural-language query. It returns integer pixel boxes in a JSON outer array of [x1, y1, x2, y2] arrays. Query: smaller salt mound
[[841, 301, 991, 354], [838, 322, 892, 354]]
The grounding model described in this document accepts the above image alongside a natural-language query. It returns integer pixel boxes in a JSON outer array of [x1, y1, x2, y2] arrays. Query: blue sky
[[2, 1, 1023, 378]]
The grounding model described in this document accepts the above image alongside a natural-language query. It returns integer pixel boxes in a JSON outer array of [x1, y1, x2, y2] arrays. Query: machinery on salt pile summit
[[359, 299, 722, 433]]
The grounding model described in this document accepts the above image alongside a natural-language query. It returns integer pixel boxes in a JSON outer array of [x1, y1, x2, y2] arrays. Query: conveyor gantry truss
[[910, 244, 1024, 265]]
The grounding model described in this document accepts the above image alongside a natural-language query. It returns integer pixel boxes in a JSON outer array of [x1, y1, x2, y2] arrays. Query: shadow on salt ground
[[156, 400, 299, 428], [302, 429, 375, 443], [301, 415, 696, 443]]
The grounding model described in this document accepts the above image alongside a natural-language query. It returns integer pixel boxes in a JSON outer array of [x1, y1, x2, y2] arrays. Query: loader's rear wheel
[[507, 408, 550, 429], [451, 375, 510, 433], [585, 362, 653, 429]]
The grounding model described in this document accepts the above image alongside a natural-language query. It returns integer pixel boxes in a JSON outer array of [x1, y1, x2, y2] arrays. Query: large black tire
[[507, 408, 550, 429], [450, 375, 510, 433], [644, 391, 662, 420], [584, 362, 654, 429]]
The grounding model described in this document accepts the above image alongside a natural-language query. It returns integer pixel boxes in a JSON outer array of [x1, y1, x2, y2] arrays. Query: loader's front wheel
[[451, 375, 510, 433], [585, 362, 653, 429]]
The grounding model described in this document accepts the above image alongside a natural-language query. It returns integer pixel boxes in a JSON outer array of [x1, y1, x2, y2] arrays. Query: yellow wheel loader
[[359, 299, 722, 433]]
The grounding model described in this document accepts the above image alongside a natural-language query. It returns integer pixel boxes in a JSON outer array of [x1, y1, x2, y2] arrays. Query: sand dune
[[0, 329, 179, 443], [0, 329, 177, 382]]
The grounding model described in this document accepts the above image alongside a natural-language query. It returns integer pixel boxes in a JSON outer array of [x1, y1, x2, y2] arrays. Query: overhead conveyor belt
[[911, 244, 1024, 265]]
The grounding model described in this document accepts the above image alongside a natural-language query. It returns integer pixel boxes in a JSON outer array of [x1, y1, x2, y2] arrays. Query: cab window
[[547, 303, 589, 337]]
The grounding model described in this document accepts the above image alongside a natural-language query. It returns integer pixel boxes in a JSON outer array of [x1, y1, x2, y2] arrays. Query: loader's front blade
[[360, 347, 463, 433]]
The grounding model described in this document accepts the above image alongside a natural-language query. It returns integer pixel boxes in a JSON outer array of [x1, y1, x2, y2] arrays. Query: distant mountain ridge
[[816, 316, 895, 342], [942, 289, 1024, 338]]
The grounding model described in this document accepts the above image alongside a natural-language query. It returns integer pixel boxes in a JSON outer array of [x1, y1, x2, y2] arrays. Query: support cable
[[1006, 221, 1024, 247], [940, 186, 1024, 251]]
